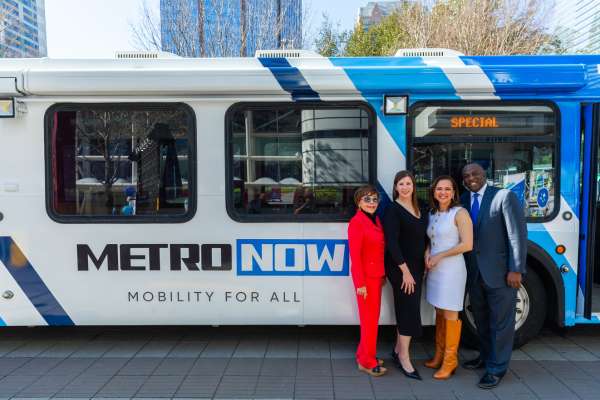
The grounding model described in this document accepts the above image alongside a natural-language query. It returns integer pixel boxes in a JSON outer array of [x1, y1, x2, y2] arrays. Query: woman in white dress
[[425, 176, 473, 380]]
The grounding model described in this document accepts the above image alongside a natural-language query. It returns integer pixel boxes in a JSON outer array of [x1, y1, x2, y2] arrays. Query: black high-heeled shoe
[[398, 363, 422, 381], [392, 350, 422, 381]]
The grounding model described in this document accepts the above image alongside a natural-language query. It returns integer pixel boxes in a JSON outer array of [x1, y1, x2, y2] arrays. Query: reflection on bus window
[[229, 105, 373, 220], [411, 104, 556, 219], [49, 104, 194, 219], [413, 143, 555, 218]]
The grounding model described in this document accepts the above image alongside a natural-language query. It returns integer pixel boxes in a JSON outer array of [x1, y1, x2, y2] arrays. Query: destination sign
[[418, 108, 555, 137], [450, 116, 499, 128]]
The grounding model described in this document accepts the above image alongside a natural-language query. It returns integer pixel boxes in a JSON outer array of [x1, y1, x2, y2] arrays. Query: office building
[[358, 1, 406, 30], [0, 0, 46, 57], [160, 0, 302, 57]]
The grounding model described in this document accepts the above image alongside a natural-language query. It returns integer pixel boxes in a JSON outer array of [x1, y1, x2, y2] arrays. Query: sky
[[45, 0, 367, 58]]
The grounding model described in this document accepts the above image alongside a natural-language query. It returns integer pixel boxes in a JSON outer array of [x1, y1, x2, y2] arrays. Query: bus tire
[[461, 267, 547, 349]]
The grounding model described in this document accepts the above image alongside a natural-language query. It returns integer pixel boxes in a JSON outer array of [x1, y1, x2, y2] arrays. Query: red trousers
[[356, 277, 384, 369]]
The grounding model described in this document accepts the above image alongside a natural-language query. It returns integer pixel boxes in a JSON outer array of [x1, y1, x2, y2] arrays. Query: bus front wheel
[[461, 267, 547, 349]]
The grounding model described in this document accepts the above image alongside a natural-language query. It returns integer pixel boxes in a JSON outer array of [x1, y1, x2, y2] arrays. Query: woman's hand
[[427, 254, 444, 269], [356, 286, 367, 299], [401, 270, 416, 295]]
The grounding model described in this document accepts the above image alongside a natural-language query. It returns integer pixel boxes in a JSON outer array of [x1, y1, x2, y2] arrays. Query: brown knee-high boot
[[433, 319, 462, 380], [424, 314, 445, 369]]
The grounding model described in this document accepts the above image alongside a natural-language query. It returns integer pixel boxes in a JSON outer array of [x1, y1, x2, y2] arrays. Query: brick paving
[[0, 325, 599, 399]]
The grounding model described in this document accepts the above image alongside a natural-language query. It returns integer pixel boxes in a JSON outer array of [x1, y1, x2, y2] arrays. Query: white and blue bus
[[0, 48, 598, 346]]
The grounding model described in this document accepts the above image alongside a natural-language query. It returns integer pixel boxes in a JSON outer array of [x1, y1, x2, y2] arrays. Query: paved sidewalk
[[0, 325, 599, 399]]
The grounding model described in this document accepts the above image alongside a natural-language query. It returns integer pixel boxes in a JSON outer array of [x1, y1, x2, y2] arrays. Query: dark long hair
[[392, 170, 419, 216], [429, 175, 461, 212]]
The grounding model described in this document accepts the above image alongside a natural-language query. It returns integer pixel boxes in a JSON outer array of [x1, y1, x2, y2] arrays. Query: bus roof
[[0, 55, 598, 98]]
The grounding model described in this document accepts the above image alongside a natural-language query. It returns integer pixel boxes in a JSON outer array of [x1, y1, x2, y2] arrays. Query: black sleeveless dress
[[382, 201, 429, 337]]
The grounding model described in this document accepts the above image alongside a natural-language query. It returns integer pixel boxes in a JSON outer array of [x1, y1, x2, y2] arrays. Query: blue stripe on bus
[[557, 102, 581, 218], [578, 104, 594, 310], [330, 57, 460, 157], [0, 237, 74, 326], [573, 315, 600, 324], [329, 57, 461, 95], [375, 181, 392, 219], [369, 96, 408, 154], [259, 58, 320, 101], [0, 316, 5, 326], [460, 57, 586, 93], [528, 228, 577, 325]]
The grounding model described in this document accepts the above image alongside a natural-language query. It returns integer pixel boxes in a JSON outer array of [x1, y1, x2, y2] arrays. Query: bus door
[[580, 104, 600, 318]]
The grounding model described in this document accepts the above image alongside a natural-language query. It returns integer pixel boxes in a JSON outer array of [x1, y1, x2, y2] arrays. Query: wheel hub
[[464, 285, 530, 331]]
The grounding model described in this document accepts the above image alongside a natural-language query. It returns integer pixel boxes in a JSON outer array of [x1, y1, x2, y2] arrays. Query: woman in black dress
[[382, 170, 428, 380]]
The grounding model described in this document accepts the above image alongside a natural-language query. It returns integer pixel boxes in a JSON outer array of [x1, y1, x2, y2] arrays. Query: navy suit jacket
[[461, 186, 528, 288]]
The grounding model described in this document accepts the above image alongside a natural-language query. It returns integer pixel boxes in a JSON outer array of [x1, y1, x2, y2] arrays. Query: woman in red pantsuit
[[348, 185, 387, 377]]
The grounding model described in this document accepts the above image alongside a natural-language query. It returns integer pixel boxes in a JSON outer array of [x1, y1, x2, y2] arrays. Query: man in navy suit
[[460, 163, 527, 389]]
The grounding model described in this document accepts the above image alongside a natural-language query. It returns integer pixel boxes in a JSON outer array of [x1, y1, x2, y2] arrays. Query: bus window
[[226, 103, 375, 222], [46, 103, 196, 222], [410, 103, 557, 220]]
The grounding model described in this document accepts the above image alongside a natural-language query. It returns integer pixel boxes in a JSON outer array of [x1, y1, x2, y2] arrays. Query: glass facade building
[[553, 0, 600, 53], [160, 0, 302, 57], [0, 0, 46, 57], [358, 1, 409, 31]]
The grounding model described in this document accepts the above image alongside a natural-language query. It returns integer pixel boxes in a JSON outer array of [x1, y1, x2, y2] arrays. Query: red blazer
[[348, 210, 385, 289]]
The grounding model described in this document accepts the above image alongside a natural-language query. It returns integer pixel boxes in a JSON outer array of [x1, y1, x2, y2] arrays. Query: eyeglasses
[[361, 196, 379, 204]]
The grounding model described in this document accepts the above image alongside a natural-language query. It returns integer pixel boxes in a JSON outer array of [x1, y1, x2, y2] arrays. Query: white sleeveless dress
[[426, 206, 467, 311]]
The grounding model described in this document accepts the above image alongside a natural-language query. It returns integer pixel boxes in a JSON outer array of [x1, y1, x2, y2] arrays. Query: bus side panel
[[0, 100, 306, 326]]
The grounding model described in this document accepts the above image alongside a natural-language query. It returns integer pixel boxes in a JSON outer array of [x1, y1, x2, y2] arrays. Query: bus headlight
[[0, 99, 15, 118]]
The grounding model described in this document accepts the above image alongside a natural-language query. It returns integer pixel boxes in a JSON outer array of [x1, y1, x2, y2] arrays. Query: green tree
[[538, 35, 568, 55], [314, 13, 348, 57], [345, 12, 409, 56]]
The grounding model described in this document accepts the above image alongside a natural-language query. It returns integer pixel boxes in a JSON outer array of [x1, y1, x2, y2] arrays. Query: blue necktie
[[471, 193, 480, 226]]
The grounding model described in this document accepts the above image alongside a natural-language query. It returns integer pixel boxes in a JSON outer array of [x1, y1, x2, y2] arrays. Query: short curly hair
[[354, 185, 378, 206]]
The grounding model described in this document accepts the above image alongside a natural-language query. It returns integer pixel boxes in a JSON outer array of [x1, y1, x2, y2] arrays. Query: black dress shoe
[[478, 372, 504, 389], [463, 357, 485, 370], [398, 363, 422, 380]]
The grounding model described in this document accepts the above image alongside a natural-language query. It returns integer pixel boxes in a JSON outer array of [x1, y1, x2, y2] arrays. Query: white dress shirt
[[470, 184, 487, 207]]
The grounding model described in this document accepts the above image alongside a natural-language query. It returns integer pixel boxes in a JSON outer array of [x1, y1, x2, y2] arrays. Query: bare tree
[[130, 0, 163, 53], [75, 111, 132, 211], [395, 0, 555, 55], [342, 0, 556, 56], [75, 109, 189, 214], [204, 0, 244, 57], [131, 0, 307, 57], [131, 0, 202, 56], [300, 0, 315, 50]]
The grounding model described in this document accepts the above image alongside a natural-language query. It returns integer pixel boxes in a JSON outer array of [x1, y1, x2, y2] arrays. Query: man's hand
[[506, 272, 522, 289]]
